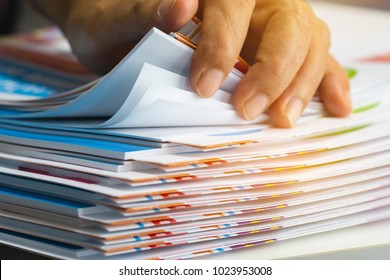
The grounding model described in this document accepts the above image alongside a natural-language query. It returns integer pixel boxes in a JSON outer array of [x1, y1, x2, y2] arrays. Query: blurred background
[[319, 0, 390, 9], [0, 0, 390, 35]]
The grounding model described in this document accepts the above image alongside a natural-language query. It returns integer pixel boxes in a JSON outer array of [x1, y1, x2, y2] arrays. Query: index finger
[[190, 0, 255, 98]]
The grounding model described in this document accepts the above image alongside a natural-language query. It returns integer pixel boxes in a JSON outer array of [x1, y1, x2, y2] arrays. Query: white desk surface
[[202, 1, 390, 260]]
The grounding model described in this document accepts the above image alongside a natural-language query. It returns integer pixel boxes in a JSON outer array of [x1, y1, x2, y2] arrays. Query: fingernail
[[158, 0, 176, 17], [196, 68, 225, 98], [243, 94, 269, 120], [286, 97, 304, 127]]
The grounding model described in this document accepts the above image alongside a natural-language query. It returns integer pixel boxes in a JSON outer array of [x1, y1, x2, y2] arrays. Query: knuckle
[[272, 1, 314, 34], [268, 65, 292, 92], [231, 0, 256, 12], [241, 0, 256, 10], [253, 55, 292, 100], [286, 10, 311, 34], [206, 44, 237, 70], [317, 19, 331, 47], [198, 30, 239, 71]]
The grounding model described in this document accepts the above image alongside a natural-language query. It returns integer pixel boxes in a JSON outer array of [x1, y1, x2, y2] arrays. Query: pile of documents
[[0, 21, 389, 260]]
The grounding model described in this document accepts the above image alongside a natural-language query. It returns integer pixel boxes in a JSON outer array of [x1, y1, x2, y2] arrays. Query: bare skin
[[28, 0, 352, 127]]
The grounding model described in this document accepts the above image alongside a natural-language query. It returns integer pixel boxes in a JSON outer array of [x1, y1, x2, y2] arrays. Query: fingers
[[233, 3, 315, 122], [267, 19, 331, 128], [92, 0, 198, 41], [66, 0, 198, 74], [318, 56, 352, 117], [190, 0, 255, 98]]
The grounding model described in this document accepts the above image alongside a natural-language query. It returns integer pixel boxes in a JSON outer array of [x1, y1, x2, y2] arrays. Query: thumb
[[109, 0, 199, 38], [66, 0, 198, 74]]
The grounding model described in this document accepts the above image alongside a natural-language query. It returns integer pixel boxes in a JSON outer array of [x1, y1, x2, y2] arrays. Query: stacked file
[[0, 21, 389, 259]]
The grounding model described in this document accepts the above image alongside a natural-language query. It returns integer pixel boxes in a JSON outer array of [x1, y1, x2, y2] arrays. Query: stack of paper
[[0, 14, 390, 260]]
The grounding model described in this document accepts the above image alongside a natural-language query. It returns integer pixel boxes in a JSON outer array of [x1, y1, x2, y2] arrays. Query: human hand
[[29, 0, 199, 74], [191, 0, 352, 127], [30, 0, 352, 128]]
